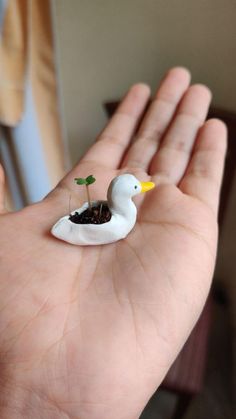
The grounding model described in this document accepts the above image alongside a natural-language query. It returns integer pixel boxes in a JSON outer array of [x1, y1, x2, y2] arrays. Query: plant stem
[[99, 203, 103, 220], [68, 194, 72, 214], [86, 184, 92, 210]]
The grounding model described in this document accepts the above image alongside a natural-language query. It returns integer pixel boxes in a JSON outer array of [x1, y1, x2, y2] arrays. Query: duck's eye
[[134, 185, 138, 189]]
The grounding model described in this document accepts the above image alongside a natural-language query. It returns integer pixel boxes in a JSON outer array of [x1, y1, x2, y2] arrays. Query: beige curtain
[[0, 0, 27, 125], [0, 0, 68, 206]]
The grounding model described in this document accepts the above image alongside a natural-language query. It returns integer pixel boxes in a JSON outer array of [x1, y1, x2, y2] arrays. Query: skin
[[0, 68, 227, 419]]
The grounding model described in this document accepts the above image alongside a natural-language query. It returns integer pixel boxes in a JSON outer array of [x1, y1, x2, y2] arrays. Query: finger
[[150, 84, 212, 184], [121, 67, 191, 170], [79, 84, 151, 169], [0, 163, 6, 214], [179, 119, 227, 214]]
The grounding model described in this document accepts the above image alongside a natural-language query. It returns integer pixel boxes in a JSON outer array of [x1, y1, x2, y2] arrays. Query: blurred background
[[0, 1, 235, 418]]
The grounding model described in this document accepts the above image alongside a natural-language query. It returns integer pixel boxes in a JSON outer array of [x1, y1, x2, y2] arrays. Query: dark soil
[[69, 203, 112, 225]]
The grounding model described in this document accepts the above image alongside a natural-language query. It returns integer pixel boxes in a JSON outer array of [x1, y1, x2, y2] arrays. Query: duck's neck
[[109, 195, 137, 219]]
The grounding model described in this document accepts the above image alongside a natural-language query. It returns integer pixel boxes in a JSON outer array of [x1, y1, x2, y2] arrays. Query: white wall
[[54, 0, 236, 163]]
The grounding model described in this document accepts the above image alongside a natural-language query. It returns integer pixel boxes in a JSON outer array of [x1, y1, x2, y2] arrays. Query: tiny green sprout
[[74, 175, 96, 210], [85, 175, 96, 185]]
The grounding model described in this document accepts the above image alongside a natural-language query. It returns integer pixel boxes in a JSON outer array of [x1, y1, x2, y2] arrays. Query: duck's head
[[107, 174, 155, 208]]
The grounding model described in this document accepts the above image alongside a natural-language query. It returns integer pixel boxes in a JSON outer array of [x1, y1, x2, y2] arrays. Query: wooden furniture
[[104, 102, 236, 418]]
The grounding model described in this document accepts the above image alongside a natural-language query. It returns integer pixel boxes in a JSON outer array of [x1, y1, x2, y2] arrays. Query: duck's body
[[51, 174, 154, 246], [51, 199, 137, 245]]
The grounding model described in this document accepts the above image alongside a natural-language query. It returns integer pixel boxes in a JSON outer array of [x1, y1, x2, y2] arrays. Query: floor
[[140, 296, 234, 419]]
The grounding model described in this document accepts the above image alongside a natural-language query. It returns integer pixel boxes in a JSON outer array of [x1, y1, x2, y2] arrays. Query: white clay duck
[[51, 174, 155, 245]]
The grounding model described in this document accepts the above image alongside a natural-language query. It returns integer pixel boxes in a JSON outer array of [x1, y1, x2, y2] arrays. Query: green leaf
[[86, 175, 96, 185], [74, 177, 86, 185]]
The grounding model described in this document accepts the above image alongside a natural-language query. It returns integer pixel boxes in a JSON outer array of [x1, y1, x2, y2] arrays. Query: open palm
[[0, 68, 226, 419]]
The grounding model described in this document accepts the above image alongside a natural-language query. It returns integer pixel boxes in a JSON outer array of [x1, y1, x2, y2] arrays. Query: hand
[[0, 68, 226, 419]]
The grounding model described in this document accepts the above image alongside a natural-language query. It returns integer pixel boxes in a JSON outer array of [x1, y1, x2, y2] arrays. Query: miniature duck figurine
[[51, 174, 155, 245]]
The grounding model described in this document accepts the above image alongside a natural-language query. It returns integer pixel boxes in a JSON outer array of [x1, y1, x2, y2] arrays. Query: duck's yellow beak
[[140, 181, 155, 193]]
